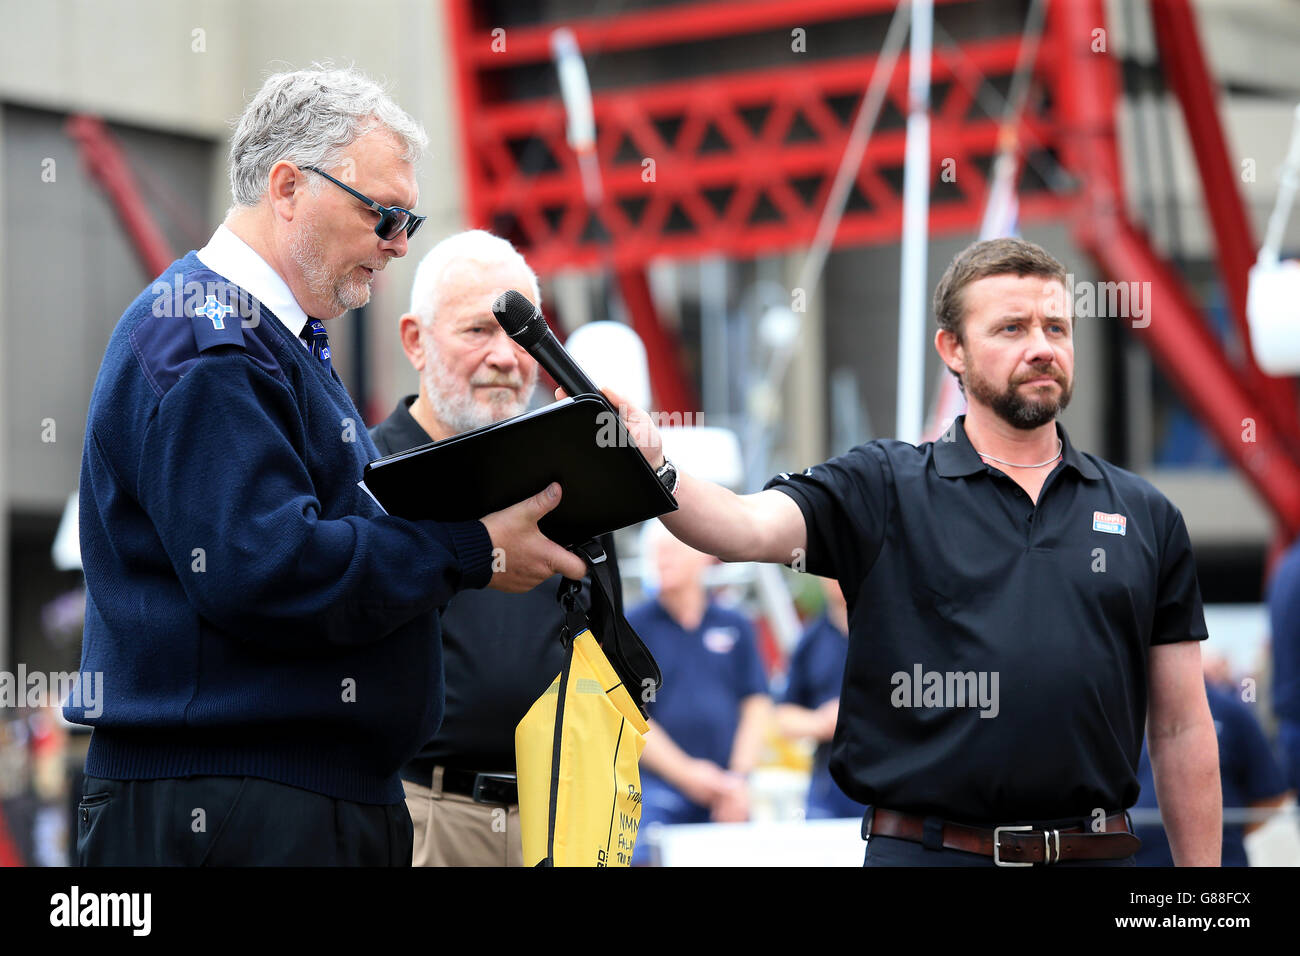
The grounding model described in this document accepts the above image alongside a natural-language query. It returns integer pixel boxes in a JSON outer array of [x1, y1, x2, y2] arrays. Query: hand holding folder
[[362, 393, 677, 549], [478, 482, 587, 591]]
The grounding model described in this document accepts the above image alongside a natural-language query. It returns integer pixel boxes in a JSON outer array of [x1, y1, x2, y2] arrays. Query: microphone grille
[[492, 290, 546, 344]]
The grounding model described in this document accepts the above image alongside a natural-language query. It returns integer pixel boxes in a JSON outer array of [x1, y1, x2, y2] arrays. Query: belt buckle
[[993, 825, 1034, 867], [471, 772, 516, 805]]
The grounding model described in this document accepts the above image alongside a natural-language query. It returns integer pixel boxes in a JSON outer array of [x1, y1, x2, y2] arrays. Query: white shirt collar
[[197, 224, 309, 341]]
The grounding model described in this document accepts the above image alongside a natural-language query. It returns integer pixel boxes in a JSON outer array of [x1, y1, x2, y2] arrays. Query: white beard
[[421, 350, 538, 435]]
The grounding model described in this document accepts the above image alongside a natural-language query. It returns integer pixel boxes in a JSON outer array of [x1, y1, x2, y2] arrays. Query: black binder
[[362, 395, 678, 547]]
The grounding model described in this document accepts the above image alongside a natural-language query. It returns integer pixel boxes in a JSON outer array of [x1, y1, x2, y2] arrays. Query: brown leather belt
[[867, 808, 1140, 866]]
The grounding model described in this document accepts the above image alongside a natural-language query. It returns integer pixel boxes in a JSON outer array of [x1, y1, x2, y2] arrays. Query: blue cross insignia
[[198, 295, 235, 330]]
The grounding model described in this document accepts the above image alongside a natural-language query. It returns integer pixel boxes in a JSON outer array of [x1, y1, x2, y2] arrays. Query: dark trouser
[[864, 834, 1136, 867], [77, 775, 413, 866]]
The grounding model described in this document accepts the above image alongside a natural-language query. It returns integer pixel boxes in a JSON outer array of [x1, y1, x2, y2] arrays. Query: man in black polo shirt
[[597, 237, 1221, 866], [372, 229, 617, 866]]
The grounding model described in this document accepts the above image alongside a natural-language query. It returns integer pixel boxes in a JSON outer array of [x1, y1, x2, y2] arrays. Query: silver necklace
[[976, 437, 1063, 469]]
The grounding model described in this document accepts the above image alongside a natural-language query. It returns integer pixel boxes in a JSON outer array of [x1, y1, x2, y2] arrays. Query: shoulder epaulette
[[188, 292, 247, 351], [179, 271, 258, 352]]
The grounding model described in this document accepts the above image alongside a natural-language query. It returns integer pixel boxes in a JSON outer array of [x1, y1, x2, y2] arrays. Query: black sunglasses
[[303, 165, 425, 241]]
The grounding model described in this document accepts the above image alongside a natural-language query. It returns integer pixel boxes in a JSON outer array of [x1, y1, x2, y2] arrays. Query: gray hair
[[409, 230, 542, 324], [228, 64, 428, 207]]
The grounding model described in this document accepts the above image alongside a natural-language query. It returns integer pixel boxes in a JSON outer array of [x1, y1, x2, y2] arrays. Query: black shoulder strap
[[560, 539, 662, 718]]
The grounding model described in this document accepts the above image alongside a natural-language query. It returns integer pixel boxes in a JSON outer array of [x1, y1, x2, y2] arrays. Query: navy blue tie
[[300, 318, 332, 373]]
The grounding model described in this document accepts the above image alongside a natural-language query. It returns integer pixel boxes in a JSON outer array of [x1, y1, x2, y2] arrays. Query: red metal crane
[[446, 0, 1300, 536], [66, 114, 175, 279]]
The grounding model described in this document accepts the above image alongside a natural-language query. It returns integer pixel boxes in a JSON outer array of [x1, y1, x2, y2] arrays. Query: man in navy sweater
[[67, 66, 585, 866]]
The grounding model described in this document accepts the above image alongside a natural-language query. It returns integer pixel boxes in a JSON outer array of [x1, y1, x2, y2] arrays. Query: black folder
[[362, 395, 678, 547]]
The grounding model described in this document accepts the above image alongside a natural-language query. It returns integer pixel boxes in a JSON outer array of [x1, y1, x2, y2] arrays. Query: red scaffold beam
[[462, 0, 968, 68], [1052, 0, 1300, 535], [66, 114, 174, 279], [449, 0, 1071, 274], [447, 0, 1300, 533], [446, 0, 1074, 421], [1090, 219, 1300, 534], [1148, 0, 1300, 453]]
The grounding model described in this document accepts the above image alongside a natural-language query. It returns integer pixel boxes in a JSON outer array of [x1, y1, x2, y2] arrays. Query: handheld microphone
[[492, 290, 604, 401]]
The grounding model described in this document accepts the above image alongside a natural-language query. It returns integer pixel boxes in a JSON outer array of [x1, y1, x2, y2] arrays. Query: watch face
[[659, 461, 678, 494]]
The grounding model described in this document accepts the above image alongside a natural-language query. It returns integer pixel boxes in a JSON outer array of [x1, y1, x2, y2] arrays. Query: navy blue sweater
[[68, 252, 493, 804]]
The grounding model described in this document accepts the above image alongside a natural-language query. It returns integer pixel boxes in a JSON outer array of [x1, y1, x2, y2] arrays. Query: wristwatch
[[654, 456, 680, 496]]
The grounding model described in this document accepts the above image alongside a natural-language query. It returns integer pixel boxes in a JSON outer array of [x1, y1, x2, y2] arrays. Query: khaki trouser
[[402, 767, 524, 867]]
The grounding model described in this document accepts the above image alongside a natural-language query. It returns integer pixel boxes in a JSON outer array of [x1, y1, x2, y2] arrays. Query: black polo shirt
[[370, 396, 616, 776], [765, 414, 1207, 825]]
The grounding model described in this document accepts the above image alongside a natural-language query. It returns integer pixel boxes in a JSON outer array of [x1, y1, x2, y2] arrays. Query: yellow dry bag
[[515, 541, 661, 867]]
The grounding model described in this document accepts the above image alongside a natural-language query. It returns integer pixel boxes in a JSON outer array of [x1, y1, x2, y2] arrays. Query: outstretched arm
[[563, 386, 807, 564]]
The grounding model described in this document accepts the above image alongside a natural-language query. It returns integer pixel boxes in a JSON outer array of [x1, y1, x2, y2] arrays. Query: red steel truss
[[448, 0, 1069, 273], [446, 0, 1072, 421], [67, 114, 174, 279], [444, 0, 1300, 532], [1052, 0, 1300, 534]]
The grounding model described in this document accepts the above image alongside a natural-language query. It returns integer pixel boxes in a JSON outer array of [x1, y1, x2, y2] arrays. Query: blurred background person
[[1133, 650, 1292, 866], [1269, 538, 1300, 796], [775, 577, 865, 821], [628, 522, 771, 864], [370, 229, 619, 867]]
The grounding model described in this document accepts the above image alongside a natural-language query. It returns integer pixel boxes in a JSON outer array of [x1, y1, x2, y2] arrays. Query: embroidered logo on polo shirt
[[702, 627, 737, 654], [1093, 511, 1127, 535]]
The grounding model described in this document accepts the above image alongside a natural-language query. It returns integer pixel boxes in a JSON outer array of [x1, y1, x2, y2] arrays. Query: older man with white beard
[[371, 230, 620, 866]]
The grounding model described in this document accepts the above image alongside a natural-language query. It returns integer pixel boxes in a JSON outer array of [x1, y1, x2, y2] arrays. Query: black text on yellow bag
[[515, 541, 661, 866]]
